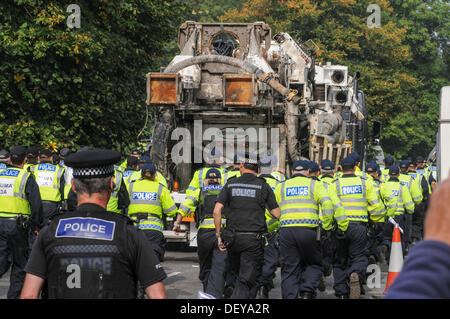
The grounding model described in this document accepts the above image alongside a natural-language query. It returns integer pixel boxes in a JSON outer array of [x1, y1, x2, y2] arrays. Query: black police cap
[[341, 156, 355, 168], [206, 168, 221, 179], [293, 160, 310, 171], [399, 160, 410, 169], [65, 149, 121, 178], [0, 149, 10, 161], [39, 149, 53, 158], [10, 146, 27, 162], [26, 145, 40, 157], [389, 165, 400, 175], [321, 159, 334, 171], [127, 155, 139, 166], [59, 147, 71, 157]]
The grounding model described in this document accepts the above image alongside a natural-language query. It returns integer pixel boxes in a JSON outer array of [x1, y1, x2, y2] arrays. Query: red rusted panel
[[223, 74, 255, 106], [147, 73, 179, 105]]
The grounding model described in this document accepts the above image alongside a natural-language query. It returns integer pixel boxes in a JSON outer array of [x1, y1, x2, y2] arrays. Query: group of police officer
[[172, 150, 438, 300], [0, 144, 438, 299], [0, 146, 172, 298]]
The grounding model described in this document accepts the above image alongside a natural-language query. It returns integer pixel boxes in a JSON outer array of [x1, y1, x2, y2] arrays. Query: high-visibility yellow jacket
[[106, 168, 124, 213], [0, 167, 31, 217], [380, 179, 415, 218], [270, 171, 286, 182], [31, 163, 64, 202], [369, 178, 386, 222], [261, 175, 280, 233], [399, 173, 423, 205], [186, 166, 228, 197], [328, 174, 385, 223], [274, 175, 348, 231], [227, 169, 241, 180], [124, 170, 168, 190], [380, 168, 390, 183], [127, 179, 177, 232]]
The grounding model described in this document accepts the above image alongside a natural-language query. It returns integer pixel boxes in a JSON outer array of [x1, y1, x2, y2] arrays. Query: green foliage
[[220, 0, 449, 159], [0, 0, 186, 156]]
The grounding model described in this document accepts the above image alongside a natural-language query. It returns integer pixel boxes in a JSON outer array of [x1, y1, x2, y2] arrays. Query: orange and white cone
[[384, 224, 404, 293]]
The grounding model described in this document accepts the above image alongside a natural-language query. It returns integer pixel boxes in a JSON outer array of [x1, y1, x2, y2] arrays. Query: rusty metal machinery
[[146, 21, 370, 188]]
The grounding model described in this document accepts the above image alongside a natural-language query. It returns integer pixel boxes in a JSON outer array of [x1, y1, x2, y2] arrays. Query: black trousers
[[279, 227, 323, 299], [333, 222, 369, 296], [227, 232, 265, 299], [0, 218, 29, 299], [142, 229, 166, 262], [197, 229, 228, 298], [41, 201, 59, 226]]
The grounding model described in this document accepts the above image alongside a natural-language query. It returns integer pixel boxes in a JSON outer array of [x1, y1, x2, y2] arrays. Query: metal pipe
[[164, 54, 300, 104]]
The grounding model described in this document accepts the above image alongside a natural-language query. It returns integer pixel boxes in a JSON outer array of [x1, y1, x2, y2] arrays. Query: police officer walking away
[[252, 168, 281, 299], [32, 149, 65, 225], [127, 162, 177, 262], [328, 156, 384, 299], [275, 160, 348, 299], [213, 153, 281, 299], [174, 168, 228, 299], [0, 146, 42, 299], [0, 150, 11, 170], [20, 149, 167, 299]]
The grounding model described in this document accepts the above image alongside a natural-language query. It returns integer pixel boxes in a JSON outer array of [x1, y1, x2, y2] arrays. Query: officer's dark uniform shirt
[[24, 172, 44, 229], [217, 173, 279, 233], [25, 203, 166, 298]]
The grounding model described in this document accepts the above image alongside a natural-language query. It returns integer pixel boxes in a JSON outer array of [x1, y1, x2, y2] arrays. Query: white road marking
[[167, 272, 181, 277]]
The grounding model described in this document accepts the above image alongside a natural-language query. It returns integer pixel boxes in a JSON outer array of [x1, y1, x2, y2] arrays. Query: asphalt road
[[0, 243, 388, 299]]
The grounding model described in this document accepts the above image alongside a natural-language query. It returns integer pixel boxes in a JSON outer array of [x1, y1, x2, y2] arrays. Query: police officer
[[31, 149, 65, 225], [408, 158, 431, 245], [174, 168, 227, 299], [399, 160, 422, 251], [319, 159, 335, 184], [308, 161, 320, 180], [425, 158, 437, 191], [60, 148, 74, 212], [106, 165, 129, 214], [380, 166, 415, 258], [126, 156, 168, 189], [226, 155, 242, 180], [275, 160, 347, 299], [365, 162, 387, 264], [213, 153, 281, 299], [66, 149, 130, 215], [318, 159, 337, 284], [0, 146, 42, 299], [21, 149, 167, 299], [381, 156, 395, 182], [118, 149, 141, 172], [127, 162, 177, 262], [122, 155, 139, 186], [23, 146, 40, 172], [328, 156, 384, 299], [187, 148, 228, 197], [251, 168, 281, 299], [0, 149, 10, 170]]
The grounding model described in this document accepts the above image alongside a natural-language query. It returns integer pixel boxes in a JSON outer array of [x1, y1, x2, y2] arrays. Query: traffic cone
[[384, 224, 404, 293]]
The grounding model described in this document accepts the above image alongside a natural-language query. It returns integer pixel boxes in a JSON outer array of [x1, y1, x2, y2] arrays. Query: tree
[[0, 0, 186, 156], [220, 0, 449, 159]]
